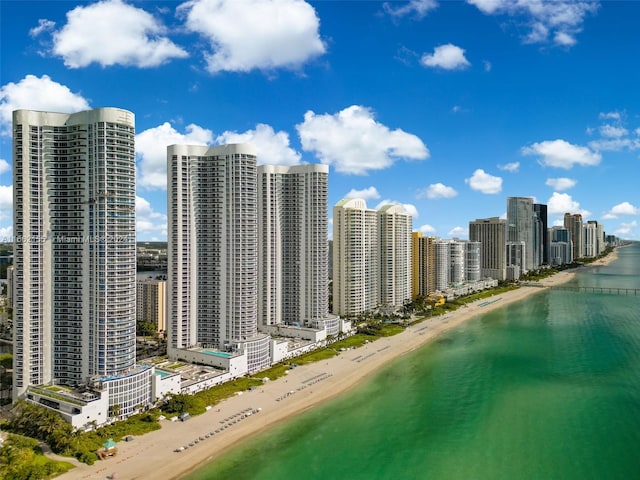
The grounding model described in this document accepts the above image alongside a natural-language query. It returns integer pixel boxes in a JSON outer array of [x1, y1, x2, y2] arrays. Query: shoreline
[[56, 251, 618, 480]]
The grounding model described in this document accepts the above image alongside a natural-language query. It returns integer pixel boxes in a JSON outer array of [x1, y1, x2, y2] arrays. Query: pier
[[548, 286, 639, 295]]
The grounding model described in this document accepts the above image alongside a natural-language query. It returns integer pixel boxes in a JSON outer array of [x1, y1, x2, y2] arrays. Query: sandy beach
[[56, 251, 618, 480]]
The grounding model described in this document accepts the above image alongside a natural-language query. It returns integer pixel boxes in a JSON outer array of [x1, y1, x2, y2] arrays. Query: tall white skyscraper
[[433, 240, 451, 291], [13, 108, 151, 416], [464, 241, 481, 282], [332, 198, 379, 317], [257, 165, 338, 334], [378, 204, 412, 309], [167, 144, 270, 372], [583, 220, 603, 258]]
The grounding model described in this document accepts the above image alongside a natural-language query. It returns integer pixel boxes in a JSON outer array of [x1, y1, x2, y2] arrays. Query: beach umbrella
[[103, 438, 117, 450]]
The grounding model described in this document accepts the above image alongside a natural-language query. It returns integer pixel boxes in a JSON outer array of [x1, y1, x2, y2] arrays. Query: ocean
[[184, 244, 640, 480]]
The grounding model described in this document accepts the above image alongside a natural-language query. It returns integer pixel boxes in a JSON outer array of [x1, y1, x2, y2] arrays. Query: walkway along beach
[[56, 252, 617, 480]]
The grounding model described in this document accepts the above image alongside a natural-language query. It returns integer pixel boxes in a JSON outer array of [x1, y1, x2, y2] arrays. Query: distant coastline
[[55, 249, 619, 480]]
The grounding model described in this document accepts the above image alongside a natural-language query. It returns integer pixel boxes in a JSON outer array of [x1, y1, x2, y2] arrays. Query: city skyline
[[2, 0, 639, 242]]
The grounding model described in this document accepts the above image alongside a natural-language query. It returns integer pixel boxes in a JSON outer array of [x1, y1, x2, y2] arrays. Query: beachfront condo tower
[[378, 204, 413, 310], [469, 217, 507, 281], [12, 108, 153, 419], [332, 198, 379, 317], [167, 144, 271, 373], [564, 213, 584, 262], [411, 232, 435, 298], [507, 196, 537, 273], [257, 165, 340, 336]]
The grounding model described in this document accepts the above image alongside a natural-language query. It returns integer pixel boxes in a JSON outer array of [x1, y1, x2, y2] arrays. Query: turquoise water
[[185, 244, 640, 480]]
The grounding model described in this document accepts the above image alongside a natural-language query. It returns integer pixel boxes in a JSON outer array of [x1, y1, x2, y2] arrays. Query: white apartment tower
[[167, 144, 270, 372], [378, 204, 412, 309], [257, 165, 337, 333], [13, 109, 152, 415], [583, 220, 602, 258], [449, 240, 465, 285], [332, 198, 379, 317], [465, 241, 481, 282], [433, 240, 450, 291]]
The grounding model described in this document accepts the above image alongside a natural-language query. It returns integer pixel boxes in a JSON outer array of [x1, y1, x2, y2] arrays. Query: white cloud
[[0, 184, 12, 210], [216, 124, 301, 166], [0, 184, 13, 232], [0, 226, 13, 242], [0, 74, 90, 135], [467, 0, 599, 47], [588, 112, 640, 152], [599, 124, 628, 138], [29, 19, 56, 37], [465, 169, 502, 194], [136, 122, 214, 189], [178, 0, 325, 73], [483, 60, 492, 72], [599, 111, 621, 120], [344, 186, 381, 201], [522, 139, 601, 169], [417, 182, 457, 199], [418, 224, 436, 234], [448, 226, 467, 237], [466, 0, 503, 14], [421, 43, 471, 70], [605, 201, 639, 219], [375, 200, 419, 218], [296, 105, 429, 175], [0, 159, 10, 176], [554, 31, 576, 47], [498, 161, 519, 172], [635, 127, 640, 136], [136, 195, 167, 238], [545, 177, 577, 191], [383, 0, 438, 18], [547, 192, 590, 217], [588, 138, 640, 152], [51, 0, 188, 68], [614, 220, 637, 238]]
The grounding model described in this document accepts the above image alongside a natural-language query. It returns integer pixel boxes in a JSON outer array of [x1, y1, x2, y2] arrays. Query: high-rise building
[[583, 220, 602, 258], [533, 203, 548, 265], [507, 197, 536, 273], [332, 198, 379, 317], [167, 144, 270, 373], [464, 241, 481, 282], [449, 240, 465, 285], [564, 213, 583, 261], [548, 226, 573, 266], [411, 232, 436, 298], [505, 242, 525, 280], [378, 204, 412, 309], [136, 279, 166, 333], [12, 108, 151, 417], [433, 240, 450, 291], [469, 217, 507, 281], [257, 165, 338, 335]]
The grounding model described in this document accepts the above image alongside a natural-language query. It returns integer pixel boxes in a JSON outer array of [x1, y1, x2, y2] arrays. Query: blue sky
[[1, 0, 639, 242]]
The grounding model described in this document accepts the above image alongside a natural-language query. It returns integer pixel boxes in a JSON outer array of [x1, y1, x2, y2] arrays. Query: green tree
[[0, 353, 12, 369], [136, 321, 156, 337]]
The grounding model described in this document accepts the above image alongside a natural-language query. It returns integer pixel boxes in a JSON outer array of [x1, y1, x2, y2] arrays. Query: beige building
[[136, 279, 166, 333]]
